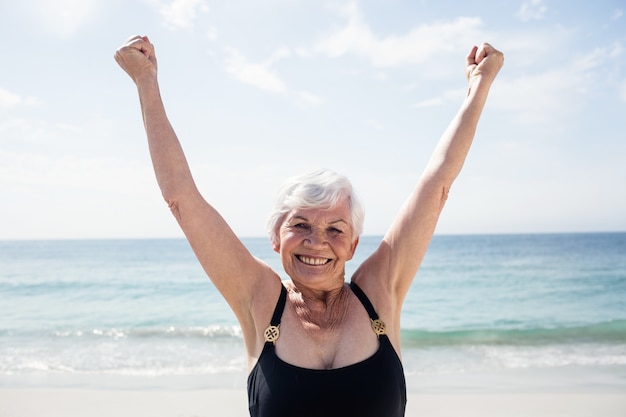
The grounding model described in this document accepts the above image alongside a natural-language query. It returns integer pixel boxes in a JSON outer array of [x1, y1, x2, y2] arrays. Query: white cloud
[[160, 0, 209, 30], [206, 26, 218, 41], [620, 80, 626, 102], [611, 9, 623, 21], [222, 46, 323, 106], [22, 0, 99, 38], [365, 119, 384, 130], [414, 88, 466, 108], [267, 46, 291, 65], [0, 87, 42, 109], [0, 150, 174, 239], [497, 26, 572, 69], [294, 90, 324, 106], [223, 47, 288, 93], [609, 41, 623, 58], [313, 1, 486, 71], [0, 114, 83, 148], [490, 68, 586, 126], [489, 35, 623, 127], [0, 151, 148, 193], [516, 0, 548, 22], [413, 97, 444, 108]]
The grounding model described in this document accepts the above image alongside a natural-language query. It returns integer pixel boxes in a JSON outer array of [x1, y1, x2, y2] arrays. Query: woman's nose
[[304, 229, 327, 248]]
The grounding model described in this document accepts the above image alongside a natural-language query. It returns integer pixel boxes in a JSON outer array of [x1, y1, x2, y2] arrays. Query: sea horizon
[[2, 229, 625, 242]]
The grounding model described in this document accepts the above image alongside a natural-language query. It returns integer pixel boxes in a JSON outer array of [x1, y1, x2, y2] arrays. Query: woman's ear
[[347, 237, 359, 260], [272, 237, 280, 253]]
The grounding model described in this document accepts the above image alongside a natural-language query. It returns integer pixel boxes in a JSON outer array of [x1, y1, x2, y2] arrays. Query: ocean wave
[[10, 320, 626, 346], [400, 320, 626, 347], [49, 325, 243, 340], [3, 322, 626, 378]]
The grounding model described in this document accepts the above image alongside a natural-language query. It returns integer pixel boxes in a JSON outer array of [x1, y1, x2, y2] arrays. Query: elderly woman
[[115, 36, 503, 417]]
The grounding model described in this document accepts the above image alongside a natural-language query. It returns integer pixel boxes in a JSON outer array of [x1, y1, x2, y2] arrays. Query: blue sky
[[1, 0, 625, 239]]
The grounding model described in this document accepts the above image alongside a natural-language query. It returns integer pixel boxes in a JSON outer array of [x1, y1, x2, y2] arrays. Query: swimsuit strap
[[264, 282, 386, 343], [263, 284, 287, 344], [349, 281, 387, 337], [271, 284, 288, 326], [349, 281, 379, 320]]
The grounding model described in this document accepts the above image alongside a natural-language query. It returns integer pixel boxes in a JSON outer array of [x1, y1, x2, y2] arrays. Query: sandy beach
[[1, 388, 625, 417]]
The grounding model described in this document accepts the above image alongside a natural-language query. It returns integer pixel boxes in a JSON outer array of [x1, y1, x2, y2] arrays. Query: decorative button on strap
[[370, 318, 386, 336], [264, 324, 280, 344]]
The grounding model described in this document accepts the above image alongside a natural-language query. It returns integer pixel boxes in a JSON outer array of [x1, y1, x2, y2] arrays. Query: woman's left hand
[[465, 42, 504, 84]]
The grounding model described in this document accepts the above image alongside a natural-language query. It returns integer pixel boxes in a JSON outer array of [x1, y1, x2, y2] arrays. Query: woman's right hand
[[114, 35, 158, 84]]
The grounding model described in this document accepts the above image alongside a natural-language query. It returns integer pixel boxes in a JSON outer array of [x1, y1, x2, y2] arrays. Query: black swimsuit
[[247, 282, 407, 417]]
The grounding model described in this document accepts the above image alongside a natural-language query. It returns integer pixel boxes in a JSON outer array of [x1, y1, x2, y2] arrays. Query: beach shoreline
[[1, 388, 625, 417], [2, 364, 625, 416]]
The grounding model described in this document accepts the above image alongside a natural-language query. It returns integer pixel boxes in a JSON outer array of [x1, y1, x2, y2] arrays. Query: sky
[[1, 0, 625, 240]]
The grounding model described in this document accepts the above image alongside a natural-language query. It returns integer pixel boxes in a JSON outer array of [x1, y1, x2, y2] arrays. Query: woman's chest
[[274, 299, 379, 370]]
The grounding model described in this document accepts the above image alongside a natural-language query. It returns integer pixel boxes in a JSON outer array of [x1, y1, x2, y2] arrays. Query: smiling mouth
[[296, 255, 331, 266]]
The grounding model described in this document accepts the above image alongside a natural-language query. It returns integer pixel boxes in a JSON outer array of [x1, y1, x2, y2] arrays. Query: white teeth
[[298, 256, 329, 266]]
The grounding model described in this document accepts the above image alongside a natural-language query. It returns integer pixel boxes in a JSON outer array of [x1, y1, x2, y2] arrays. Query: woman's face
[[274, 199, 359, 287]]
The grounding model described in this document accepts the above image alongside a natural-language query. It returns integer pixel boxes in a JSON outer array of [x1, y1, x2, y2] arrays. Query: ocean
[[1, 233, 625, 393]]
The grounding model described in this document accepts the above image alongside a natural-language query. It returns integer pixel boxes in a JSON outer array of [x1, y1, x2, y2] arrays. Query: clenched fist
[[114, 35, 158, 84], [465, 43, 504, 84]]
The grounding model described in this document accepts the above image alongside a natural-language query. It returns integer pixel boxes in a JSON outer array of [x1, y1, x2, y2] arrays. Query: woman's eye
[[329, 227, 343, 234]]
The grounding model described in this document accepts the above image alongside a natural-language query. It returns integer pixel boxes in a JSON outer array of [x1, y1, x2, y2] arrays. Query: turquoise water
[[1, 233, 625, 391]]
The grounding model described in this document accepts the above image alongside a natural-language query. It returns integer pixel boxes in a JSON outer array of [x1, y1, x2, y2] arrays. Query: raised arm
[[114, 36, 278, 336], [361, 43, 504, 301]]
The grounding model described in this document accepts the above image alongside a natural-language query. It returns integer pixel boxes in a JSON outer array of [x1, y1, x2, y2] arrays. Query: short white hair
[[266, 169, 364, 247]]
